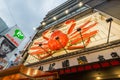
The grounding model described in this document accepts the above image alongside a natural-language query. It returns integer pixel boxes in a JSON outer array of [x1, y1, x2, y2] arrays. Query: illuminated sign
[[28, 12, 120, 60], [13, 29, 24, 40], [58, 58, 120, 75], [5, 25, 25, 47], [29, 13, 99, 59], [26, 12, 120, 64]]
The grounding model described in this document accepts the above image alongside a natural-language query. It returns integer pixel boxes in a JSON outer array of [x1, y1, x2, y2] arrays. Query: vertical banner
[[0, 37, 16, 70], [5, 25, 25, 47]]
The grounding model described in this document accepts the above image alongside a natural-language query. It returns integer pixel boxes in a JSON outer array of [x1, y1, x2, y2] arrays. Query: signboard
[[29, 46, 120, 71], [26, 12, 120, 64], [58, 58, 120, 75], [0, 37, 16, 70], [5, 25, 25, 47]]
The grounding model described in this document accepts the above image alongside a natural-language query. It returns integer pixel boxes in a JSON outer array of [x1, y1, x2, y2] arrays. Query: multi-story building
[[23, 0, 120, 80], [0, 18, 9, 35]]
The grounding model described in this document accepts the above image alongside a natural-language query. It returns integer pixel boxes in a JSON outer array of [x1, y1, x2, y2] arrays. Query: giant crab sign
[[29, 18, 98, 59]]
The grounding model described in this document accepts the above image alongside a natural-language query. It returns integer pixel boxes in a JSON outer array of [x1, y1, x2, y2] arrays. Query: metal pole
[[107, 21, 112, 43], [106, 18, 113, 44], [79, 31, 86, 48], [55, 36, 68, 54], [77, 28, 86, 48]]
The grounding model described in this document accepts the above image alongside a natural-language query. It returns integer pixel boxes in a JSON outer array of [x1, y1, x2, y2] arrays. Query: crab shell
[[48, 30, 69, 50]]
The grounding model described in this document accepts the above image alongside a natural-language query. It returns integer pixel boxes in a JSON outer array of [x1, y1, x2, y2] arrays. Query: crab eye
[[77, 28, 81, 31]]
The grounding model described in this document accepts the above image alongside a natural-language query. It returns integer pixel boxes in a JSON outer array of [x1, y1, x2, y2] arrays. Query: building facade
[[0, 18, 9, 35], [23, 0, 120, 80]]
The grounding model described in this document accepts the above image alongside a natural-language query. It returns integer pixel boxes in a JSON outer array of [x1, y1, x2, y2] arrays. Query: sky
[[0, 0, 67, 50]]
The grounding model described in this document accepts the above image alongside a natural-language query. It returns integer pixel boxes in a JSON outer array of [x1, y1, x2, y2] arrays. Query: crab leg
[[70, 22, 98, 39], [29, 47, 50, 55], [69, 19, 91, 36], [70, 30, 98, 45], [67, 23, 76, 34], [42, 30, 49, 40], [29, 44, 49, 55], [29, 50, 47, 55], [30, 46, 42, 50], [67, 37, 90, 50], [29, 46, 48, 50], [37, 53, 52, 59], [65, 19, 76, 34], [65, 19, 75, 24], [34, 42, 47, 45], [81, 22, 98, 33]]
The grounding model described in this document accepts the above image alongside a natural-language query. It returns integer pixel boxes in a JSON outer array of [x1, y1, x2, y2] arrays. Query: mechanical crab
[[29, 18, 98, 59]]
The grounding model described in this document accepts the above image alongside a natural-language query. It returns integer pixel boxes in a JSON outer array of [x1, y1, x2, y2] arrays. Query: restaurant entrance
[[55, 58, 120, 80]]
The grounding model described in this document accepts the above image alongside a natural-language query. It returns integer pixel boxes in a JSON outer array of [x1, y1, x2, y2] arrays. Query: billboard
[[27, 46, 120, 71], [0, 37, 16, 70], [5, 25, 25, 47], [27, 12, 120, 63]]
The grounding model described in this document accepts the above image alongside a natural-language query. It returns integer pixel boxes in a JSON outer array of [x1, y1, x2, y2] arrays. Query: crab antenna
[[77, 28, 86, 48], [39, 43, 53, 58], [55, 36, 69, 54]]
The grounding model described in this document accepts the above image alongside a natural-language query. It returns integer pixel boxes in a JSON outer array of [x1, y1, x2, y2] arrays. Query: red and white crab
[[29, 18, 98, 59]]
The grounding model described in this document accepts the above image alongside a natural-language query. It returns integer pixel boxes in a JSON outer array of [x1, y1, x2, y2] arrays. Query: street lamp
[[33, 27, 36, 30], [78, 2, 83, 7], [106, 18, 113, 43]]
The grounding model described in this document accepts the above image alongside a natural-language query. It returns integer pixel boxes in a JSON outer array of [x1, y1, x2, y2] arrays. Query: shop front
[[24, 12, 120, 80], [0, 65, 59, 80], [52, 58, 120, 80]]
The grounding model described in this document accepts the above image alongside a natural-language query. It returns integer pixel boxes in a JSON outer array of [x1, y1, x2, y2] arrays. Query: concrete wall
[[95, 0, 120, 20]]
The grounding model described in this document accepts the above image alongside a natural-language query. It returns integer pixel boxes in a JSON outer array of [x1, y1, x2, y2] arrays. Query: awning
[[0, 64, 58, 80]]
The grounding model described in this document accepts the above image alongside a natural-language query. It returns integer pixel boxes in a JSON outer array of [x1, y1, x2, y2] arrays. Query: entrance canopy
[[0, 65, 58, 80]]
